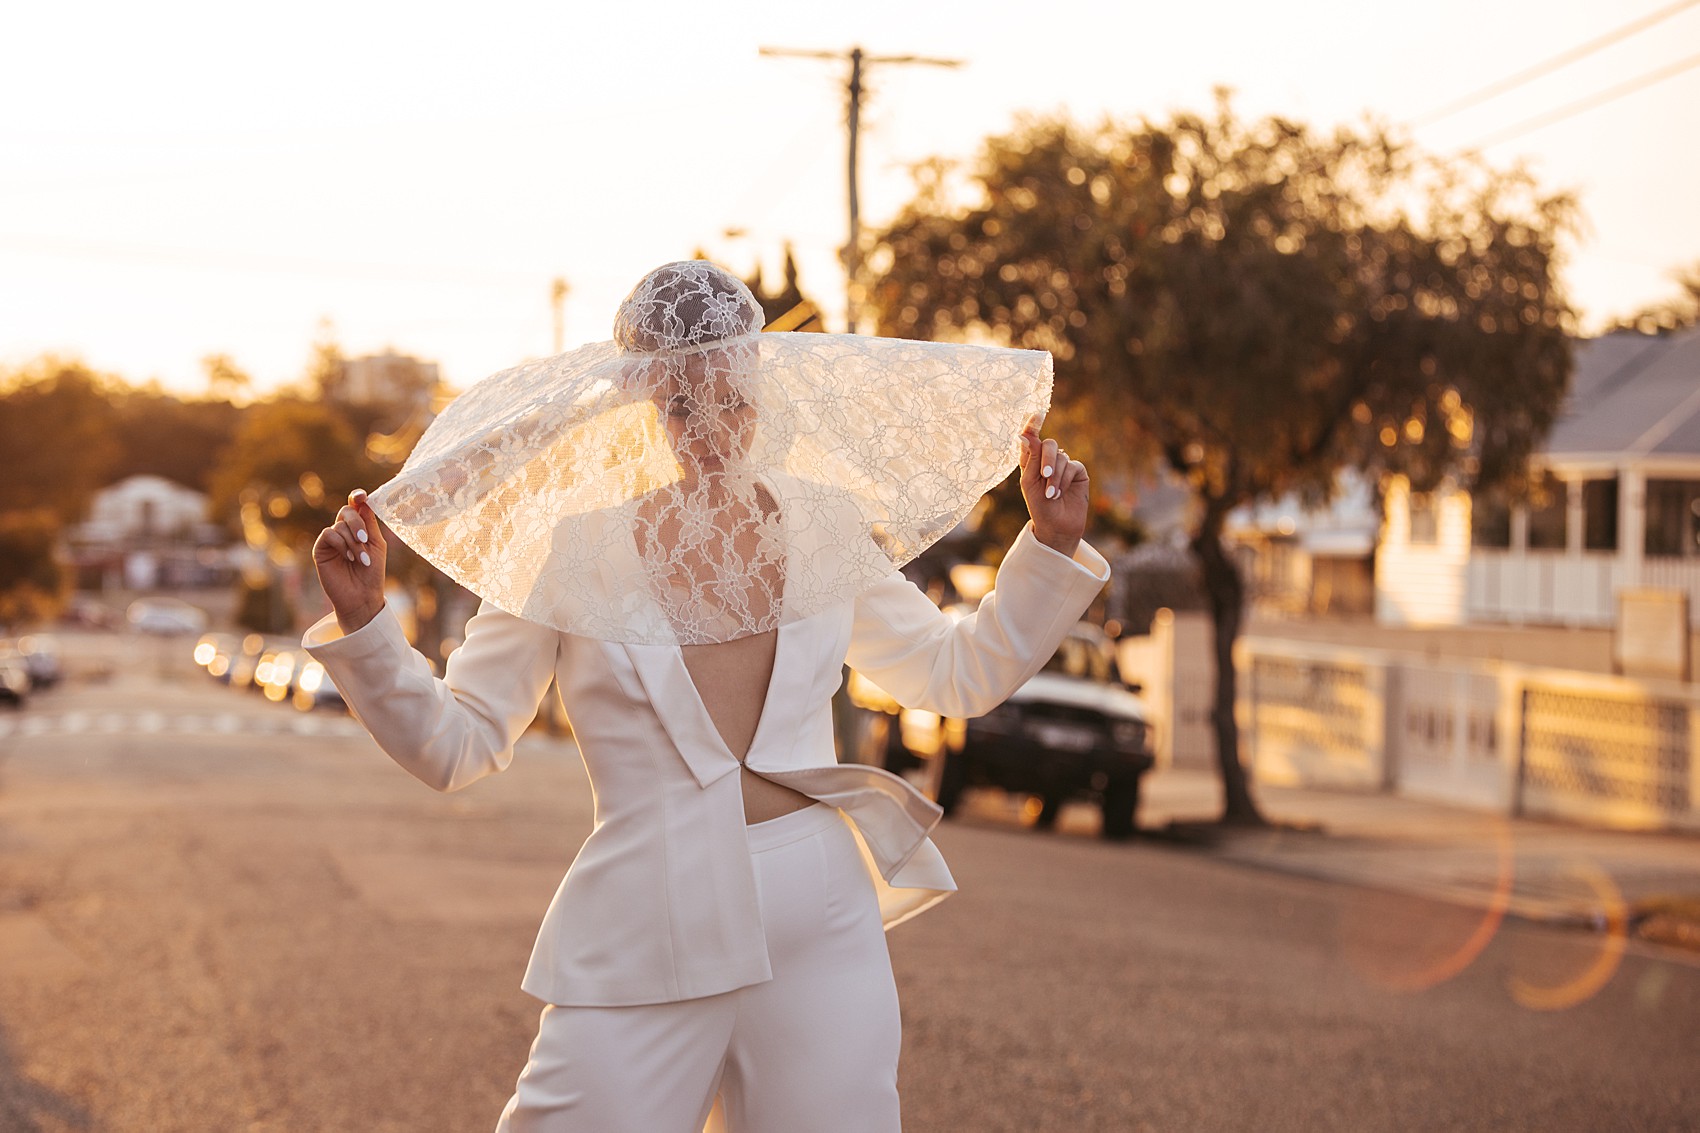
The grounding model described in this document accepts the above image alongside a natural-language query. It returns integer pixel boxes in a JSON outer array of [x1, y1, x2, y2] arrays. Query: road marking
[[0, 711, 368, 742]]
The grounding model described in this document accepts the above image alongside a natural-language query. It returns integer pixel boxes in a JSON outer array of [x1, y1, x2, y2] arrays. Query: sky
[[4, 0, 1697, 397]]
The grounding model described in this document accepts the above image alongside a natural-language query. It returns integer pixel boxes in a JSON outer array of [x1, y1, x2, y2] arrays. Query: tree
[[0, 359, 122, 524], [1609, 260, 1700, 334], [0, 357, 244, 512], [208, 396, 390, 634], [201, 353, 253, 403], [110, 387, 242, 494], [870, 96, 1575, 824], [207, 397, 383, 548], [305, 318, 349, 403], [0, 510, 70, 627]]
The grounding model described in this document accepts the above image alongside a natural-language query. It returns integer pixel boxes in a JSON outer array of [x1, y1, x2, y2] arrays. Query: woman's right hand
[[312, 489, 388, 634]]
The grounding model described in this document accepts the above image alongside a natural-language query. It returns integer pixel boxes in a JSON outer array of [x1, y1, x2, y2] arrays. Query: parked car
[[193, 633, 244, 683], [15, 635, 64, 689], [224, 634, 272, 691], [126, 597, 208, 636], [255, 647, 299, 703], [851, 620, 1155, 840], [291, 658, 347, 712], [0, 657, 30, 708]]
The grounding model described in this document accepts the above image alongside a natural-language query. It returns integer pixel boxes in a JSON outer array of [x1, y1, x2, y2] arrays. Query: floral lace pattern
[[369, 261, 1052, 645]]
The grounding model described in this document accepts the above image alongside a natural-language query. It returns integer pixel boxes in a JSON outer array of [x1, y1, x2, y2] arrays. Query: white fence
[[1235, 636, 1700, 833]]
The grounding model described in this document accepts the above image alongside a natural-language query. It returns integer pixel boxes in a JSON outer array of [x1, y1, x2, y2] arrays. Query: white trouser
[[494, 802, 904, 1133]]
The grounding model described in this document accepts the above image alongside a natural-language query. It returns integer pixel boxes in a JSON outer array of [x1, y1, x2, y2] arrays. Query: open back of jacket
[[303, 522, 1110, 1007]]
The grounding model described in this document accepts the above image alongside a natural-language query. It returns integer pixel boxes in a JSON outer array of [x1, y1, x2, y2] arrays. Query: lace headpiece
[[367, 260, 1051, 644]]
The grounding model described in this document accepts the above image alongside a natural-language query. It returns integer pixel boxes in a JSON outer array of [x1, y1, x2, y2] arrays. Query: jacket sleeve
[[301, 599, 560, 792], [845, 521, 1111, 719]]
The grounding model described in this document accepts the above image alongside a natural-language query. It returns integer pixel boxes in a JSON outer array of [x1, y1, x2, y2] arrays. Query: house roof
[[1544, 326, 1700, 462]]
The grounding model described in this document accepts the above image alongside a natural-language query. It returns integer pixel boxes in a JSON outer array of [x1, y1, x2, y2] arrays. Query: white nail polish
[[1042, 465, 1053, 478], [345, 551, 354, 562], [360, 551, 371, 567], [356, 529, 368, 544], [1046, 485, 1058, 499]]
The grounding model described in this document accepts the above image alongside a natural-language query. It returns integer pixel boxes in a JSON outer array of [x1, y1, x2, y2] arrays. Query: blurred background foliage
[[1608, 261, 1700, 335], [0, 331, 427, 631], [0, 510, 70, 626]]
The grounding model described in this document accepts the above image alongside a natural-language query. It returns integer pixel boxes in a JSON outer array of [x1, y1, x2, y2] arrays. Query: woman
[[305, 261, 1108, 1132]]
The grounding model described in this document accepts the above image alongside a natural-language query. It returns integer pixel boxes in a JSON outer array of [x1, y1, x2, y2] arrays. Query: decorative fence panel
[[1519, 675, 1693, 829], [1241, 643, 1386, 789], [1234, 637, 1700, 832]]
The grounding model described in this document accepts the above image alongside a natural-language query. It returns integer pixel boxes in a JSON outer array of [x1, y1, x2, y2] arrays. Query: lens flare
[[1506, 860, 1628, 1013], [1339, 817, 1513, 992]]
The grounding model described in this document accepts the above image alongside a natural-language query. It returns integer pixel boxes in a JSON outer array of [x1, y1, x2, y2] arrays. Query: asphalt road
[[1, 638, 1695, 1132]]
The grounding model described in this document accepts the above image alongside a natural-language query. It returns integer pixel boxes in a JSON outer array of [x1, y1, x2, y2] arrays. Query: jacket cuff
[[302, 603, 411, 665], [1007, 521, 1111, 584]]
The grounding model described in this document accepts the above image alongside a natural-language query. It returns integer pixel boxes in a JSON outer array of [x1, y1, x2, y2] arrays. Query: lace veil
[[367, 260, 1051, 645]]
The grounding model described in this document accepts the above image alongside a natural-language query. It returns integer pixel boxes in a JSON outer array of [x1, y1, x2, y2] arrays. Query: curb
[[1142, 820, 1700, 961]]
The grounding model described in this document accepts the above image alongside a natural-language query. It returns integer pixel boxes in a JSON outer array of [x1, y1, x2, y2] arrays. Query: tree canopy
[[0, 510, 69, 627], [870, 96, 1577, 822], [1610, 260, 1700, 334], [0, 360, 122, 524], [206, 397, 385, 549]]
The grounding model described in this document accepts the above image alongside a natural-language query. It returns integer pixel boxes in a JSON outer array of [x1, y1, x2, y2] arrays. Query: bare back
[[636, 482, 818, 825]]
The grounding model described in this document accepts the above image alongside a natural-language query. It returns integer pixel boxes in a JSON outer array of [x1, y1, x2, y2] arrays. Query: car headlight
[[1111, 720, 1146, 748]]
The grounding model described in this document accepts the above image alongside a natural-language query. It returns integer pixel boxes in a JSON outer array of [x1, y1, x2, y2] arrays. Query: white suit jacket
[[303, 521, 1110, 1007]]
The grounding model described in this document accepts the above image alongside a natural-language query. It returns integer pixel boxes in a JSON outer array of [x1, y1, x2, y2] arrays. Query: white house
[[1230, 473, 1381, 617], [78, 475, 209, 543], [1377, 326, 1700, 627]]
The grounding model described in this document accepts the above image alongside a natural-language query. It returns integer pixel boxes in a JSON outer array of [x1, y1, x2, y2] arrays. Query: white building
[[1230, 474, 1381, 618], [78, 475, 209, 543], [1378, 326, 1700, 626]]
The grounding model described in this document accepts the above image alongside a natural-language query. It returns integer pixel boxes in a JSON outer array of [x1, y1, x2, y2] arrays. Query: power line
[[1413, 0, 1700, 127], [1464, 49, 1700, 148]]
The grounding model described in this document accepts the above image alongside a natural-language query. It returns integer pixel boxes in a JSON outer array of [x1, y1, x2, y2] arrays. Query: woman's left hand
[[1019, 413, 1089, 559]]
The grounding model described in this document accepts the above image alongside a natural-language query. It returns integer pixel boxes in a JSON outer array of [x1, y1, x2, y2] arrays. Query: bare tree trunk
[[1190, 508, 1266, 826]]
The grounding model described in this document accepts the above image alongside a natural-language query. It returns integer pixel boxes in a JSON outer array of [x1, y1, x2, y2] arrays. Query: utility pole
[[551, 277, 570, 355], [759, 45, 961, 334]]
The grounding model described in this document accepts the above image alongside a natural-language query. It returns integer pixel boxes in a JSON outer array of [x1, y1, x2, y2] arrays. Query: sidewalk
[[1137, 767, 1700, 955]]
